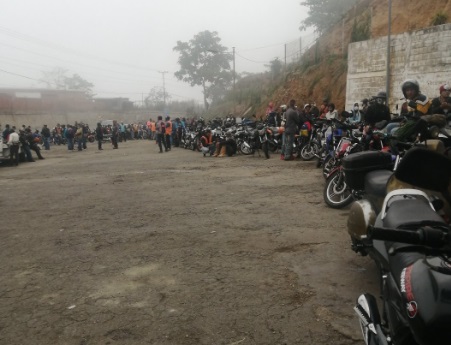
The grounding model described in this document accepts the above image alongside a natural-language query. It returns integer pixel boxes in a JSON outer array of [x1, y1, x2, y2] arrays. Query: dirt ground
[[0, 140, 379, 345]]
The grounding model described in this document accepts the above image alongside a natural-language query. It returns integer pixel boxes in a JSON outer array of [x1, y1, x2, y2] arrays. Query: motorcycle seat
[[383, 199, 446, 230]]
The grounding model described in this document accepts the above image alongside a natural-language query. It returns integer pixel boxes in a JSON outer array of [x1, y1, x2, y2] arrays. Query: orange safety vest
[[150, 122, 156, 132], [165, 120, 172, 135]]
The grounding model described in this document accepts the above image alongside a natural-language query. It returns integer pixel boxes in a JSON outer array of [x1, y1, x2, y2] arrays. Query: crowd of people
[[2, 80, 449, 166]]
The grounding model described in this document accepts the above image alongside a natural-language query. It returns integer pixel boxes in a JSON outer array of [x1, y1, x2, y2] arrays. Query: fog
[[0, 0, 311, 105]]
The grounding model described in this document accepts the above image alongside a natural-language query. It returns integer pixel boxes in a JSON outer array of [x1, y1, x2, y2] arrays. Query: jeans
[[156, 133, 167, 152], [67, 138, 74, 150], [284, 133, 295, 158], [43, 137, 50, 150], [23, 145, 34, 161]]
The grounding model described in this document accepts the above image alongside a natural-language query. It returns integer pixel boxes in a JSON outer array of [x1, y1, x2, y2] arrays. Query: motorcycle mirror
[[347, 200, 377, 240]]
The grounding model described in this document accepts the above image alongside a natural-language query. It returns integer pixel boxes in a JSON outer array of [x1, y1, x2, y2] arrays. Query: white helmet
[[280, 105, 287, 111]]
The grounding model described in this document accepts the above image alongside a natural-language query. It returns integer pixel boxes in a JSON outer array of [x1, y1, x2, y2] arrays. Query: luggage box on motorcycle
[[343, 151, 393, 190]]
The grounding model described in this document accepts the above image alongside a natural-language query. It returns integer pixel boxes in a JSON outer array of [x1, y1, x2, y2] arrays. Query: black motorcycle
[[347, 147, 451, 345]]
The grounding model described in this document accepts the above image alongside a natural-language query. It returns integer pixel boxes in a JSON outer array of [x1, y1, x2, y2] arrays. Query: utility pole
[[386, 0, 392, 108], [232, 47, 236, 91], [158, 70, 168, 106]]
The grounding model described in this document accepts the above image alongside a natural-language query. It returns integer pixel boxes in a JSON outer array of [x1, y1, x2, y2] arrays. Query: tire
[[262, 141, 270, 159], [300, 142, 319, 161], [240, 141, 253, 155], [323, 170, 353, 208]]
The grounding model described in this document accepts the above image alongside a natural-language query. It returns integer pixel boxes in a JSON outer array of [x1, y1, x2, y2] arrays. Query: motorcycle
[[347, 147, 451, 345]]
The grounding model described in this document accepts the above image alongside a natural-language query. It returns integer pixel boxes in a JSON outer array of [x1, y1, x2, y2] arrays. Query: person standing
[[7, 127, 20, 166], [82, 123, 88, 149], [75, 124, 84, 151], [2, 124, 11, 141], [155, 116, 167, 153], [112, 120, 119, 149], [165, 116, 172, 151], [149, 119, 156, 140], [19, 129, 35, 162], [41, 124, 51, 150], [283, 99, 300, 161], [120, 122, 127, 142], [66, 125, 75, 151], [95, 122, 104, 150]]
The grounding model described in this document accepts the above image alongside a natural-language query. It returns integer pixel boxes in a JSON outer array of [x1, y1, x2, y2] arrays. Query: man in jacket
[[41, 124, 51, 150], [283, 99, 300, 161]]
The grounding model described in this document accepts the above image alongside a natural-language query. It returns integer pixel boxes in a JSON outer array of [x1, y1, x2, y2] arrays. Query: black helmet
[[401, 79, 420, 97], [375, 91, 387, 99]]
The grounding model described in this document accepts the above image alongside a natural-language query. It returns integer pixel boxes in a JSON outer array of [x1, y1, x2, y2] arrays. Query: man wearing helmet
[[394, 79, 432, 142]]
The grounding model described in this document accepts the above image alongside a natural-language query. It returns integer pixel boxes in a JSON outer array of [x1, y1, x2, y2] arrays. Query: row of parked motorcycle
[[182, 112, 451, 344], [312, 114, 451, 344]]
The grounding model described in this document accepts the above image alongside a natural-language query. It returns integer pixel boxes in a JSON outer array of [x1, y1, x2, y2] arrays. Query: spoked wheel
[[323, 170, 353, 208], [301, 142, 320, 161], [240, 141, 253, 155]]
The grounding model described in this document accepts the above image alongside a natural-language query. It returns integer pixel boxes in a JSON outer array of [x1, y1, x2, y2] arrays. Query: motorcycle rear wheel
[[262, 141, 270, 159], [323, 170, 353, 208]]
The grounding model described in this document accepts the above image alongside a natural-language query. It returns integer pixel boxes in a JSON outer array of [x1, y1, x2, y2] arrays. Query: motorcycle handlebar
[[369, 226, 449, 248]]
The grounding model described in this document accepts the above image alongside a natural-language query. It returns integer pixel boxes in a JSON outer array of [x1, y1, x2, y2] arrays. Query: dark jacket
[[284, 107, 300, 134], [95, 126, 104, 140]]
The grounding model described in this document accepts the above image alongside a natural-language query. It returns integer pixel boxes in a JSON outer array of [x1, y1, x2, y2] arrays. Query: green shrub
[[431, 11, 448, 26]]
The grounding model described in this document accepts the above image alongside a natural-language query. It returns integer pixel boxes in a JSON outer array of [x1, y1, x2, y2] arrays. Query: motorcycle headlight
[[347, 200, 376, 240]]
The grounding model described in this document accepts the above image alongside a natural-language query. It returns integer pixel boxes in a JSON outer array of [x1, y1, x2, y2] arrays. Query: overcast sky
[[0, 0, 314, 105]]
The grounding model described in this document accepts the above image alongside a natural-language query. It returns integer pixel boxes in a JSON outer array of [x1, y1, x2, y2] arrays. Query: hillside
[[209, 0, 451, 118]]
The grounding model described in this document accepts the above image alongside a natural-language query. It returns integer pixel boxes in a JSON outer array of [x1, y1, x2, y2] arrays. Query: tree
[[39, 67, 94, 98], [144, 86, 170, 110], [173, 30, 233, 110], [40, 67, 68, 89], [265, 58, 283, 80], [300, 0, 358, 34], [64, 74, 94, 98]]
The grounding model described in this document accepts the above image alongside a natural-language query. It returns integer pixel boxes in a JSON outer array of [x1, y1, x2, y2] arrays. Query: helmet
[[401, 79, 420, 97], [280, 104, 287, 111], [304, 104, 311, 109], [375, 91, 387, 99]]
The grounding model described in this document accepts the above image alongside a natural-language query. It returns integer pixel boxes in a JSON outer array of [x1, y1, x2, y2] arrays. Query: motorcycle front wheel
[[240, 141, 253, 155], [300, 142, 319, 161], [323, 170, 353, 208]]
